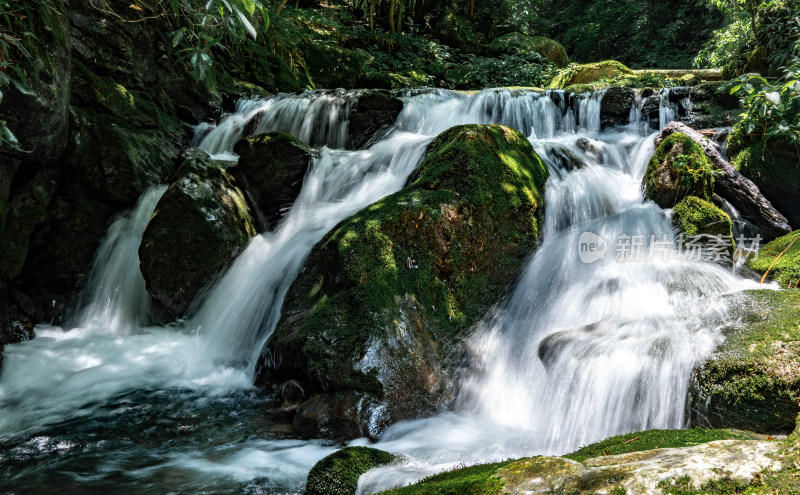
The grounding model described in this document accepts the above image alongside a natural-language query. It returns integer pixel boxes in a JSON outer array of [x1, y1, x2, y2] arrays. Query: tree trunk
[[469, 0, 474, 18], [276, 0, 289, 15], [369, 0, 374, 31], [388, 0, 396, 32], [397, 0, 404, 32], [656, 122, 792, 241]]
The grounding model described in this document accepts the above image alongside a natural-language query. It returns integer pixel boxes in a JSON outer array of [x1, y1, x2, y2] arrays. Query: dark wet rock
[[139, 158, 256, 317], [347, 92, 404, 149], [600, 87, 635, 128], [233, 132, 317, 229], [657, 122, 791, 240], [260, 124, 549, 440]]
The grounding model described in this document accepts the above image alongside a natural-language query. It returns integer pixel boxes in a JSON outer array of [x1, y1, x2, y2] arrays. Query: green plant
[[672, 152, 718, 192], [727, 71, 800, 147]]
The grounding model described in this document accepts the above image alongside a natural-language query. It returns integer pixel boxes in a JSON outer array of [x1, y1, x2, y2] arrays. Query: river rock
[[306, 446, 395, 495], [656, 122, 791, 240], [689, 289, 800, 433], [746, 232, 800, 289], [233, 132, 317, 229], [600, 86, 635, 129], [671, 196, 734, 257], [643, 132, 716, 208], [259, 124, 549, 440], [139, 157, 256, 317], [549, 60, 633, 88], [347, 91, 404, 149]]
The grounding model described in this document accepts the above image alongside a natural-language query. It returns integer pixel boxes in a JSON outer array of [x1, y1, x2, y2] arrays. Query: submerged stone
[[139, 157, 256, 318], [260, 124, 548, 440]]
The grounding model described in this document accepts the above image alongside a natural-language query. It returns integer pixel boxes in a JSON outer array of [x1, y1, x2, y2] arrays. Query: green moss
[[689, 289, 800, 433], [729, 131, 800, 195], [548, 60, 633, 89], [672, 196, 734, 254], [564, 429, 757, 463], [746, 232, 800, 289], [379, 460, 508, 495], [306, 446, 396, 495], [643, 133, 716, 209]]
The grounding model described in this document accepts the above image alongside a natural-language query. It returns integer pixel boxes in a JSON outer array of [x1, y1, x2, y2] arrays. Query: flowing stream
[[0, 88, 762, 494]]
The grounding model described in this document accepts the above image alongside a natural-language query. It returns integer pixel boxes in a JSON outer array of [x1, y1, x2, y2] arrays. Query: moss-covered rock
[[689, 289, 800, 433], [139, 157, 256, 317], [746, 232, 800, 289], [728, 132, 800, 229], [261, 124, 548, 439], [381, 431, 774, 495], [488, 33, 569, 67], [643, 132, 716, 209], [672, 196, 734, 255], [433, 5, 480, 54], [306, 446, 395, 495], [233, 132, 316, 229], [549, 60, 633, 89], [303, 43, 372, 89]]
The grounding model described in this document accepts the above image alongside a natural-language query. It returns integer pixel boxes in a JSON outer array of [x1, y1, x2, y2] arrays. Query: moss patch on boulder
[[672, 196, 734, 255], [689, 289, 800, 433], [306, 446, 395, 495], [263, 124, 548, 439], [549, 60, 633, 88], [139, 157, 256, 317], [746, 232, 800, 289], [564, 428, 759, 463], [643, 132, 716, 209]]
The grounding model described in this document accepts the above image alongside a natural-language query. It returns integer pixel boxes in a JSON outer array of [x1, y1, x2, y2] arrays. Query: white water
[[0, 88, 765, 494]]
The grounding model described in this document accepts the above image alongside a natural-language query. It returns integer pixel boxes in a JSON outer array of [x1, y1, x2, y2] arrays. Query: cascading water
[[0, 87, 764, 494]]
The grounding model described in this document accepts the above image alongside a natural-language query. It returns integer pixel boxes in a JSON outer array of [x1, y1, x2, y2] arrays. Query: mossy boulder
[[746, 232, 800, 289], [488, 33, 569, 67], [689, 289, 800, 433], [643, 132, 716, 209], [728, 132, 800, 229], [233, 132, 316, 229], [381, 429, 772, 495], [306, 446, 395, 495], [433, 5, 480, 54], [139, 157, 256, 317], [261, 124, 549, 439], [672, 196, 734, 257], [548, 60, 633, 89], [303, 43, 371, 89]]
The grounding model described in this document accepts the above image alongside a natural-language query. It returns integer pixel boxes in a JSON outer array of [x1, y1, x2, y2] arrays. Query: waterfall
[[66, 186, 166, 335], [0, 87, 764, 494]]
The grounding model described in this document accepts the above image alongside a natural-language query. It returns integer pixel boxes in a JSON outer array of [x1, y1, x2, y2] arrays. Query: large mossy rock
[[379, 430, 774, 495], [728, 132, 800, 229], [433, 5, 480, 54], [689, 289, 800, 433], [488, 32, 569, 67], [643, 132, 715, 209], [305, 446, 395, 495], [262, 124, 549, 440], [549, 60, 633, 88], [746, 232, 800, 289], [139, 158, 256, 317], [233, 132, 316, 229], [672, 196, 734, 256]]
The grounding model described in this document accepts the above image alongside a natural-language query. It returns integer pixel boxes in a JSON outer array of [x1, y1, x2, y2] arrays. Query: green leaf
[[241, 0, 256, 16], [170, 0, 179, 12], [11, 79, 34, 96], [2, 124, 19, 147], [765, 91, 780, 105], [172, 29, 185, 47], [729, 84, 742, 95]]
